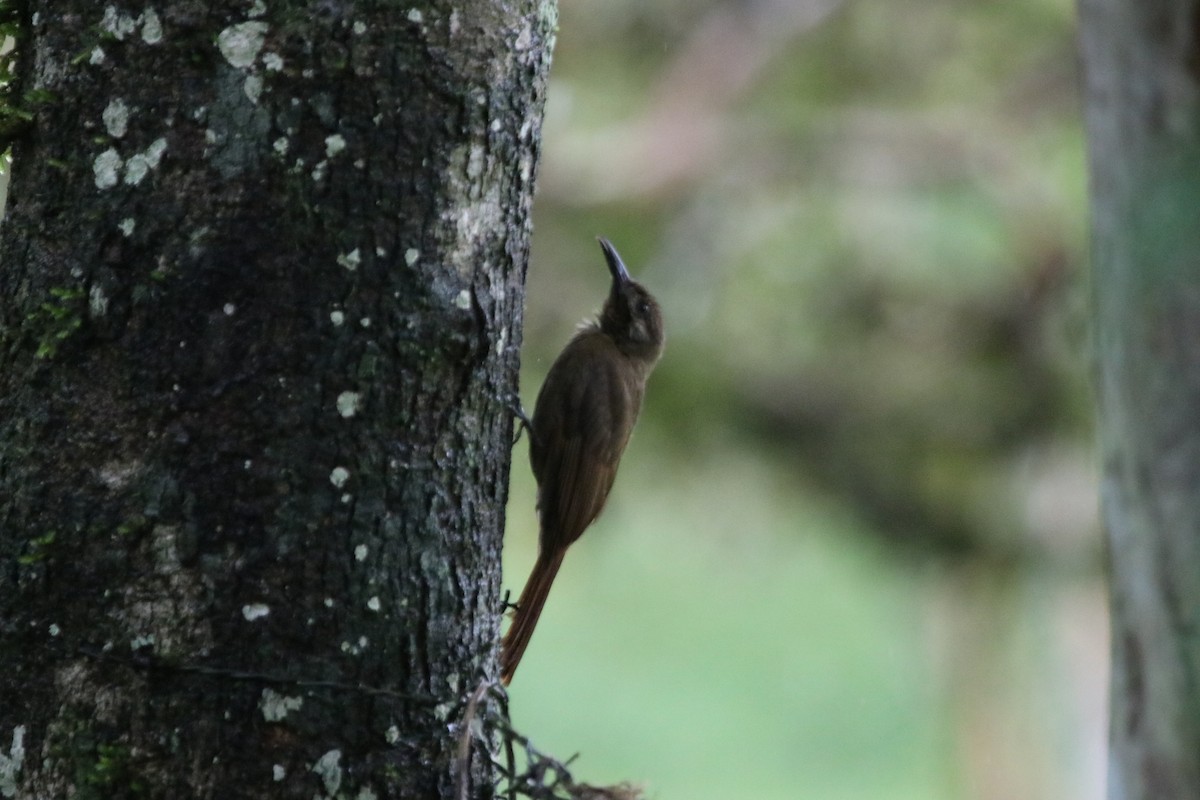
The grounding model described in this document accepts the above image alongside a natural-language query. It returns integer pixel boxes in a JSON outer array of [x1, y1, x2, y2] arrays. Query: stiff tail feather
[[500, 549, 566, 684]]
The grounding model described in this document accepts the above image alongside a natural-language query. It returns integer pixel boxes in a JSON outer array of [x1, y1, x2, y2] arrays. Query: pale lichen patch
[[217, 21, 268, 69], [93, 148, 123, 189], [242, 603, 271, 621], [101, 6, 137, 40], [249, 0, 267, 17], [272, 764, 286, 782], [223, 303, 236, 315], [515, 20, 533, 51], [407, 8, 423, 23], [89, 46, 106, 64], [337, 391, 361, 418], [118, 217, 136, 236], [141, 8, 163, 44], [354, 544, 368, 561], [312, 750, 342, 796], [330, 310, 345, 326], [404, 248, 419, 266], [466, 142, 485, 179], [366, 596, 381, 612], [439, 144, 505, 278], [454, 289, 471, 310], [340, 636, 368, 655], [103, 98, 129, 138], [330, 467, 350, 488], [130, 633, 155, 650], [243, 74, 263, 104], [385, 724, 400, 744], [273, 136, 289, 155], [98, 459, 140, 488], [89, 285, 110, 319], [325, 133, 346, 157], [337, 248, 361, 271], [260, 688, 303, 722], [263, 52, 284, 71], [124, 137, 168, 185], [0, 725, 25, 797], [352, 20, 367, 35], [114, 525, 214, 659]]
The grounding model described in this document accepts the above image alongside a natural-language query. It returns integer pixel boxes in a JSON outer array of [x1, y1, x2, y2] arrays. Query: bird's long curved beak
[[597, 236, 631, 285]]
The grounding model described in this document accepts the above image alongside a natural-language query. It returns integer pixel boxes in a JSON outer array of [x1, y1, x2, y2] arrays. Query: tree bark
[[0, 2, 555, 798], [1080, 1, 1200, 798]]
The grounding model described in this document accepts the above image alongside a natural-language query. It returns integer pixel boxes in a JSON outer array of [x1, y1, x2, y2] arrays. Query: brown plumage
[[500, 237, 665, 685]]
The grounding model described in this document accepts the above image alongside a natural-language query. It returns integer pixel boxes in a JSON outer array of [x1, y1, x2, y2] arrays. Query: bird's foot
[[501, 394, 536, 446]]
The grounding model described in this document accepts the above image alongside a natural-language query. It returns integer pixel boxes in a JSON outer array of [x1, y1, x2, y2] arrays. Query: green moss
[[44, 715, 148, 800], [27, 286, 85, 359], [17, 529, 56, 564], [115, 515, 151, 538], [85, 744, 146, 796], [75, 742, 147, 800]]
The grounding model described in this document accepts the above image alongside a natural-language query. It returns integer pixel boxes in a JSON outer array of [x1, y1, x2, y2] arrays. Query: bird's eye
[[636, 300, 650, 316]]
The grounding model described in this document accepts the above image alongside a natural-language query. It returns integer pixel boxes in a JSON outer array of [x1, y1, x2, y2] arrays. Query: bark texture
[[1080, 2, 1200, 798], [0, 2, 555, 798]]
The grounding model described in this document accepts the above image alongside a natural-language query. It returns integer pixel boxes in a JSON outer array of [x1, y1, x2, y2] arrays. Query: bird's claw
[[502, 395, 536, 446]]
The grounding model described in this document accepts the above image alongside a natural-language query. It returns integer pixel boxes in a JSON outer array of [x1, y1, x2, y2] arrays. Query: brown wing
[[530, 332, 643, 552]]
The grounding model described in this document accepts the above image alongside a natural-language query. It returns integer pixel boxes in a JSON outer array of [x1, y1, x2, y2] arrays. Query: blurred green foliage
[[509, 1, 1099, 798]]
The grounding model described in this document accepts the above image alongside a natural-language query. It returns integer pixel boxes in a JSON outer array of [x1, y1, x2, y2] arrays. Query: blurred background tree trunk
[[1080, 1, 1200, 798], [0, 2, 554, 797]]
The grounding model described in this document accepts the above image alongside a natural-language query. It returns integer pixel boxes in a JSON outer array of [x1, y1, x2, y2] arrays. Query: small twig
[[456, 677, 496, 800], [499, 688, 518, 800]]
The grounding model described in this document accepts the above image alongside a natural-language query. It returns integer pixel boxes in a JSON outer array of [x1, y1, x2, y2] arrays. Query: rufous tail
[[500, 548, 566, 685]]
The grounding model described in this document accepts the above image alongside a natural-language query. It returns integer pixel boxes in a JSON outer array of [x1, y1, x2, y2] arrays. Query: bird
[[500, 236, 665, 685]]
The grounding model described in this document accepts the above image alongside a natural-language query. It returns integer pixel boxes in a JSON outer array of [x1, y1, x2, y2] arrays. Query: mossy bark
[[0, 2, 555, 798], [1080, 1, 1200, 798]]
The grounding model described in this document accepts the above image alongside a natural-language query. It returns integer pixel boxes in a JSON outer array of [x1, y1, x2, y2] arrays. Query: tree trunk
[[1080, 1, 1200, 798], [0, 2, 555, 798]]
